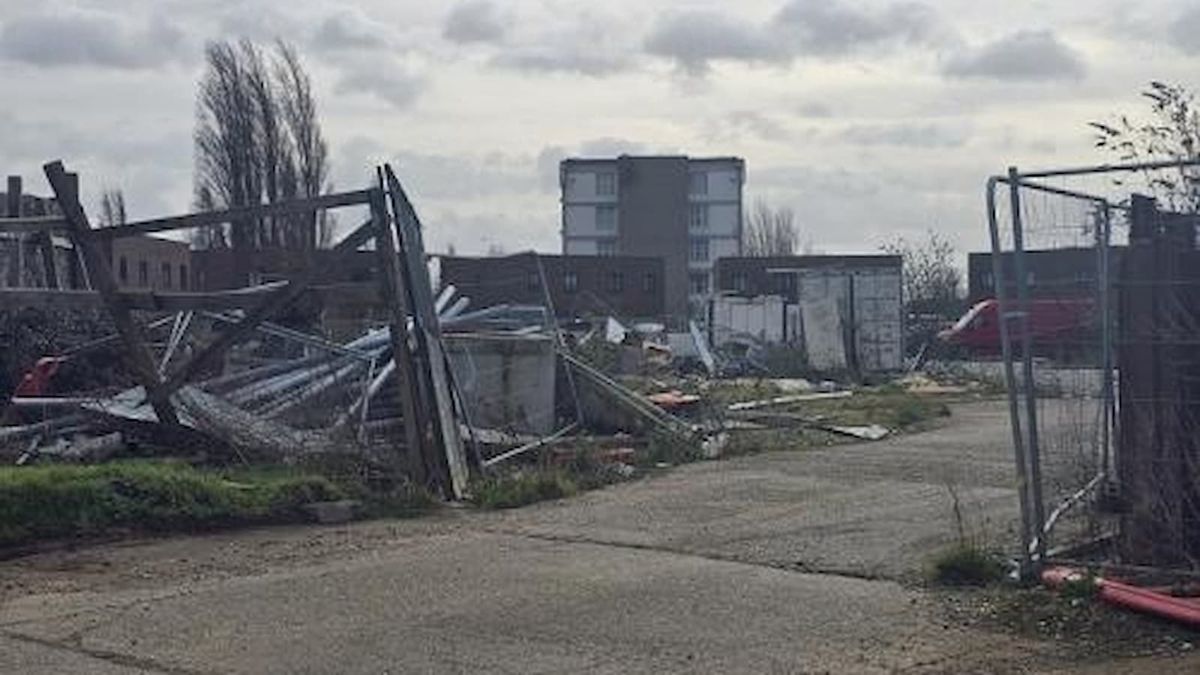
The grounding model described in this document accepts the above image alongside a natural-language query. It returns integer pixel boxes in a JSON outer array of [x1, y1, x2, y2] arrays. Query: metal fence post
[[986, 176, 1035, 579], [1007, 167, 1047, 567]]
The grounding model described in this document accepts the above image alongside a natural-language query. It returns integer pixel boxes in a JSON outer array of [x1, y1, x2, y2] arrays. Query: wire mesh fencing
[[987, 161, 1200, 575]]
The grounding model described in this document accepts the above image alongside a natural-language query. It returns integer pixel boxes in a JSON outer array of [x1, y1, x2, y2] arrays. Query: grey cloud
[[710, 111, 792, 142], [942, 30, 1086, 82], [492, 12, 634, 76], [387, 151, 536, 200], [797, 102, 834, 118], [774, 0, 944, 56], [836, 122, 970, 148], [644, 10, 784, 76], [644, 1, 947, 76], [536, 146, 567, 193], [335, 69, 424, 109], [443, 0, 507, 45], [0, 10, 187, 69], [215, 4, 303, 42], [313, 10, 388, 51], [578, 138, 652, 157], [1169, 7, 1200, 54], [492, 48, 631, 76]]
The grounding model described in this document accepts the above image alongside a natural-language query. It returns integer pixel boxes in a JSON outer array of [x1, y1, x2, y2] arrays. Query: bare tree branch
[[743, 199, 799, 256]]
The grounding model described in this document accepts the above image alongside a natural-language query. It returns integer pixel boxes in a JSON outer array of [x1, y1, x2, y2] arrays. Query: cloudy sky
[[2, 0, 1197, 257]]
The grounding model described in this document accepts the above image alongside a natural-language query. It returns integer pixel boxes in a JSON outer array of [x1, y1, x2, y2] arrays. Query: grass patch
[[639, 430, 703, 467], [928, 544, 1007, 586], [0, 461, 346, 549], [801, 387, 951, 430], [471, 471, 577, 510]]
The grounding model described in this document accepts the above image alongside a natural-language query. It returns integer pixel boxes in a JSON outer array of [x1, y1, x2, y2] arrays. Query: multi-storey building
[[560, 155, 744, 322]]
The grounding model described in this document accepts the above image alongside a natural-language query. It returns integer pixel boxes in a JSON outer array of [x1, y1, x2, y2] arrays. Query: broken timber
[[44, 160, 180, 427]]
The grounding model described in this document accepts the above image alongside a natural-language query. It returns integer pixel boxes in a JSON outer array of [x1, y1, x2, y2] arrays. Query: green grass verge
[[470, 471, 578, 510], [0, 461, 353, 549]]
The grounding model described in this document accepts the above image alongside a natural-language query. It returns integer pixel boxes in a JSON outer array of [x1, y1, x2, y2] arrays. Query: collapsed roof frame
[[0, 160, 472, 499]]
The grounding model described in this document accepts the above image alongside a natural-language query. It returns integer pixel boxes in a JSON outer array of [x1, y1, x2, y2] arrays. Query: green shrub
[[929, 545, 1007, 586], [471, 471, 577, 510]]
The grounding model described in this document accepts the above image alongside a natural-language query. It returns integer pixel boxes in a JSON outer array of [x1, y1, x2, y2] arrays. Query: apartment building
[[560, 155, 744, 322]]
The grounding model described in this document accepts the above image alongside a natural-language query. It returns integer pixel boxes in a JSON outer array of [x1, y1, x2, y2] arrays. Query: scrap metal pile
[[0, 162, 501, 498], [0, 161, 707, 500]]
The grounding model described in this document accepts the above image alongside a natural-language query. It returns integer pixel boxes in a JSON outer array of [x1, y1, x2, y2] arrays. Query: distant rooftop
[[560, 154, 744, 165]]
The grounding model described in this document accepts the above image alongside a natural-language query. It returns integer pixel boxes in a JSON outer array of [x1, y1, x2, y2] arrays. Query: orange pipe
[[1043, 567, 1200, 628]]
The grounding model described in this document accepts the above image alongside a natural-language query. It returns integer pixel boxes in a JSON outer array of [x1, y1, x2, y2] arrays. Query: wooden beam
[[385, 165, 469, 499], [88, 190, 373, 241], [0, 216, 68, 234], [43, 160, 179, 426], [369, 178, 430, 485], [5, 175, 22, 288]]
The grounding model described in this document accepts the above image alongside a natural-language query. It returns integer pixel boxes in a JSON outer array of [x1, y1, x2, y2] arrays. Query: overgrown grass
[[928, 545, 1007, 586], [471, 471, 577, 510], [0, 461, 348, 549], [802, 385, 951, 430]]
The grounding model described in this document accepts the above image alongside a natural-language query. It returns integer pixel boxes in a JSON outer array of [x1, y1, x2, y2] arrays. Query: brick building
[[108, 236, 193, 292], [439, 253, 665, 320], [967, 248, 1125, 303]]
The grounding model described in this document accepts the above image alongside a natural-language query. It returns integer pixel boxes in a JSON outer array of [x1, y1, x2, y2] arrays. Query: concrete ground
[[1, 400, 1197, 674]]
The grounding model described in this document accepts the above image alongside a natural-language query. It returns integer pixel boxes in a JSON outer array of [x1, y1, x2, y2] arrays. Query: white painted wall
[[689, 161, 742, 203], [706, 203, 740, 237], [562, 165, 618, 203]]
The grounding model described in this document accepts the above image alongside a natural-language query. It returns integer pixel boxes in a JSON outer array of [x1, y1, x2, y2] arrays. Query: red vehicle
[[938, 298, 1096, 354]]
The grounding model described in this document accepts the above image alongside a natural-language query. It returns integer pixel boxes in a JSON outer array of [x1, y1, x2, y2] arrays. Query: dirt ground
[[1, 400, 1198, 673]]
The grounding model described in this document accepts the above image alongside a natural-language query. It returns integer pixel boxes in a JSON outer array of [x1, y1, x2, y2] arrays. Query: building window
[[118, 256, 128, 283], [606, 271, 624, 293], [689, 238, 709, 263], [769, 272, 797, 298], [642, 272, 656, 293], [689, 171, 708, 196], [564, 270, 579, 293], [689, 272, 710, 295], [596, 172, 616, 197], [161, 263, 172, 289], [527, 272, 540, 292], [689, 204, 708, 232], [180, 264, 189, 290], [138, 260, 148, 286], [596, 205, 617, 232], [597, 239, 617, 256], [732, 271, 749, 293]]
